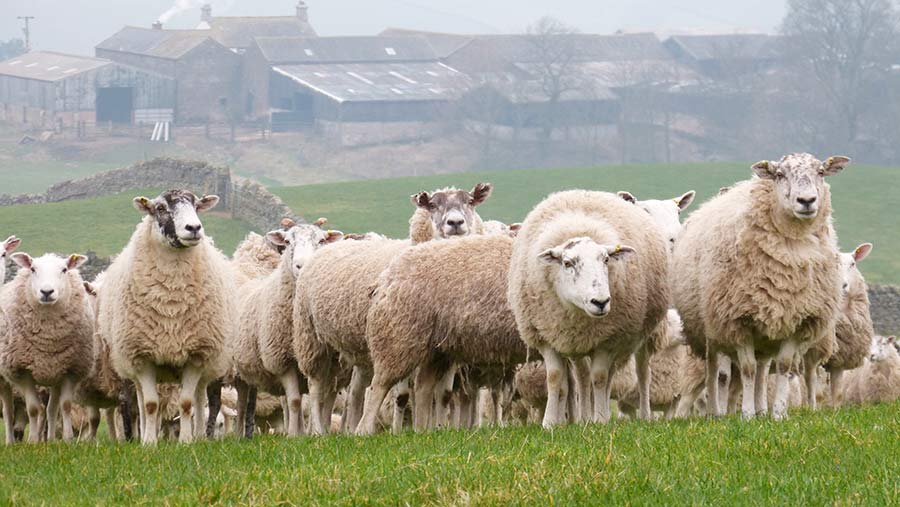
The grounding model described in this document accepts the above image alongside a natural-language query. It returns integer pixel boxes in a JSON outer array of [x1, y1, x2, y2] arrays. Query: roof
[[666, 34, 784, 61], [472, 33, 670, 63], [205, 16, 316, 49], [96, 27, 212, 59], [254, 36, 439, 64], [378, 28, 474, 59], [0, 51, 112, 82], [272, 62, 471, 103]]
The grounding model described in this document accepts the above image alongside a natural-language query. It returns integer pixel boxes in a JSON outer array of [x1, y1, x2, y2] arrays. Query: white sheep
[[0, 235, 21, 444], [100, 189, 236, 445], [507, 190, 670, 427], [0, 252, 93, 442], [672, 153, 848, 419], [843, 335, 900, 405]]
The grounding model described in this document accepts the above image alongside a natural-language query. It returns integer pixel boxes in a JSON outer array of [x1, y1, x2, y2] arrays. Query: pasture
[[0, 403, 899, 505]]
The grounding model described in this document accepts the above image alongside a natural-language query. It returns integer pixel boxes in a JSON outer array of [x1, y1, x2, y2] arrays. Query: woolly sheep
[[507, 190, 670, 427], [843, 335, 900, 405], [100, 189, 236, 445], [0, 252, 93, 442], [617, 190, 695, 251], [672, 153, 848, 420], [357, 233, 527, 435], [293, 184, 493, 435], [0, 235, 21, 444]]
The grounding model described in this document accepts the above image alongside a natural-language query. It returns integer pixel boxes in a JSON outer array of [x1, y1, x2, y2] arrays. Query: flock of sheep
[[1, 152, 898, 446]]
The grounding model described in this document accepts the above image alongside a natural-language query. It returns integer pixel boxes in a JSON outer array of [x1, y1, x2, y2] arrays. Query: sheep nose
[[185, 223, 202, 234], [796, 196, 816, 207], [447, 218, 465, 228], [294, 263, 303, 272], [40, 289, 55, 298], [590, 298, 610, 310]]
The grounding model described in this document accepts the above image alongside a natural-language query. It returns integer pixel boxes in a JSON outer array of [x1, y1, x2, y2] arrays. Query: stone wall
[[869, 284, 900, 336], [229, 176, 296, 232]]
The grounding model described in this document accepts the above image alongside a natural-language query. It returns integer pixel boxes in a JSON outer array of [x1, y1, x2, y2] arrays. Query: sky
[[1, 0, 787, 56]]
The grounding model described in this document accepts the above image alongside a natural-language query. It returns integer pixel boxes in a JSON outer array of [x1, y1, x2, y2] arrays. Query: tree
[[781, 0, 900, 152], [0, 39, 26, 61]]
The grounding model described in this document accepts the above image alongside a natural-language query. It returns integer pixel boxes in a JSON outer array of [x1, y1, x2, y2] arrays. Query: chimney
[[296, 1, 309, 23], [152, 20, 163, 30], [201, 4, 213, 23]]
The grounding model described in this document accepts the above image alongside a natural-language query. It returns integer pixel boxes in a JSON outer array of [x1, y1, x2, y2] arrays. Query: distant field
[[1, 403, 899, 505], [0, 189, 252, 258], [274, 163, 900, 285], [0, 161, 120, 195]]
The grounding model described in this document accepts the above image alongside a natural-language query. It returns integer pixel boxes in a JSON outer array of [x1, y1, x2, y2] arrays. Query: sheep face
[[751, 153, 849, 221], [538, 238, 635, 319], [267, 225, 343, 277], [133, 190, 219, 249], [10, 253, 86, 306], [839, 243, 872, 297], [868, 335, 897, 363], [618, 191, 694, 251], [411, 183, 492, 239], [1, 235, 21, 282]]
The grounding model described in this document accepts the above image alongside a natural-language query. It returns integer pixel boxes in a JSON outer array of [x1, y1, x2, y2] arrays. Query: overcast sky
[[2, 0, 787, 56]]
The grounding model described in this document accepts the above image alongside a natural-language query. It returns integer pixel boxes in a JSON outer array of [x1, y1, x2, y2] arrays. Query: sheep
[[357, 233, 527, 435], [0, 252, 94, 442], [293, 184, 493, 435], [843, 335, 900, 405], [507, 190, 670, 427], [100, 189, 236, 445], [0, 234, 21, 444], [672, 153, 848, 420], [617, 190, 695, 251], [234, 219, 342, 437], [803, 243, 875, 407]]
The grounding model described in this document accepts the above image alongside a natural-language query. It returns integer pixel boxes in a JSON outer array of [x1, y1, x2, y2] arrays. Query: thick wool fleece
[[827, 274, 874, 371], [101, 216, 236, 381], [0, 269, 93, 386], [514, 361, 548, 412], [77, 274, 124, 408], [256, 246, 305, 380], [366, 234, 527, 387], [672, 179, 841, 360], [231, 232, 281, 287], [843, 352, 900, 405], [233, 275, 286, 394], [508, 190, 670, 359]]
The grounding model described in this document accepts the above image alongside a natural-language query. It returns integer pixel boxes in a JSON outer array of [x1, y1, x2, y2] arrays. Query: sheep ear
[[313, 217, 328, 228], [10, 252, 32, 269], [133, 196, 153, 215], [608, 245, 636, 261], [324, 230, 344, 243], [83, 282, 97, 297], [853, 243, 873, 262], [67, 254, 87, 270], [412, 191, 432, 210], [675, 191, 696, 211], [508, 223, 522, 237], [266, 230, 287, 247], [823, 156, 851, 175], [887, 336, 896, 345], [617, 191, 636, 204], [280, 217, 296, 228], [538, 247, 563, 264], [751, 160, 775, 180], [470, 182, 493, 206], [196, 195, 219, 212], [3, 236, 20, 254], [718, 186, 732, 195], [343, 233, 363, 241]]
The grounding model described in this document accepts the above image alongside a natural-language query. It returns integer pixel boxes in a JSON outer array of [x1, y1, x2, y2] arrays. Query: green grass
[[0, 161, 121, 196], [0, 189, 252, 258], [274, 163, 900, 285], [1, 404, 899, 505]]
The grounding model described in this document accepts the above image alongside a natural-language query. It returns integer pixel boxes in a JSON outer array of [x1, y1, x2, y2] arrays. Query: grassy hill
[[1, 403, 899, 505]]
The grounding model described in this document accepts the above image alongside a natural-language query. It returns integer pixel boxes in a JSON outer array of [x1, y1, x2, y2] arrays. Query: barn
[[0, 51, 174, 128]]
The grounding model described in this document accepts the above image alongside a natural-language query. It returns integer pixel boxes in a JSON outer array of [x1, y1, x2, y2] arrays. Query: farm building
[[197, 1, 317, 52], [664, 34, 785, 78], [0, 51, 174, 128], [96, 26, 241, 123]]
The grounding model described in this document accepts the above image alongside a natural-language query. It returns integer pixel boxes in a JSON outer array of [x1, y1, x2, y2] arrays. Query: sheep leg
[[119, 382, 135, 441], [46, 385, 62, 441], [413, 363, 440, 432], [103, 408, 117, 441], [134, 367, 160, 445], [634, 345, 652, 421], [754, 358, 772, 416], [771, 340, 799, 420], [345, 366, 371, 433], [830, 369, 844, 407], [194, 380, 207, 438], [391, 378, 410, 434], [704, 350, 720, 417], [590, 349, 613, 423], [735, 344, 757, 419], [492, 389, 505, 427], [244, 386, 257, 439], [433, 365, 456, 429], [1, 384, 14, 445], [458, 389, 474, 429], [802, 355, 818, 410], [321, 384, 338, 434], [16, 380, 42, 444], [570, 357, 592, 423], [539, 346, 568, 428], [60, 378, 76, 442], [177, 367, 203, 443], [205, 379, 222, 439], [716, 354, 732, 412], [235, 380, 248, 437], [476, 388, 490, 427], [307, 376, 329, 436], [281, 370, 304, 437], [357, 381, 391, 436]]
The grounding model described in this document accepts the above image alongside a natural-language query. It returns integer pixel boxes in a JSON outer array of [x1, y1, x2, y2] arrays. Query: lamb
[[843, 335, 900, 405], [0, 252, 94, 442], [100, 189, 236, 445], [357, 233, 528, 435], [293, 184, 493, 435], [672, 153, 848, 419], [234, 219, 342, 437], [0, 235, 21, 444]]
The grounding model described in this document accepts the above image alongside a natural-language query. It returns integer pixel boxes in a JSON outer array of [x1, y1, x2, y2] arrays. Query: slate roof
[[666, 34, 784, 61], [0, 51, 112, 82], [205, 16, 316, 49], [96, 27, 211, 59], [254, 36, 439, 64]]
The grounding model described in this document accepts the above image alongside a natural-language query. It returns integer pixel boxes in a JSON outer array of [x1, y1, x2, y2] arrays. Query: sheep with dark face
[[0, 252, 93, 442], [100, 189, 236, 445]]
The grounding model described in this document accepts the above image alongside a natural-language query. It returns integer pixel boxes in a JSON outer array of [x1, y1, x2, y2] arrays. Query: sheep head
[[839, 243, 872, 298], [618, 190, 695, 251], [868, 335, 897, 363], [751, 153, 849, 221], [411, 183, 492, 239], [10, 252, 86, 306], [133, 190, 219, 249], [266, 222, 343, 277]]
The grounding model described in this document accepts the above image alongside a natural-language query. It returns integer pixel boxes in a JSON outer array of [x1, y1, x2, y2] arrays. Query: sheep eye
[[563, 260, 574, 269], [30, 267, 35, 273], [62, 268, 68, 273]]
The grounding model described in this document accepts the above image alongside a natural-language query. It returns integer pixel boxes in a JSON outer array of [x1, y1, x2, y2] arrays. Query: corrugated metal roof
[[666, 34, 783, 61], [96, 27, 211, 59], [0, 51, 112, 82], [205, 16, 316, 49], [255, 36, 438, 64], [272, 62, 471, 102], [378, 28, 474, 59], [513, 60, 701, 89]]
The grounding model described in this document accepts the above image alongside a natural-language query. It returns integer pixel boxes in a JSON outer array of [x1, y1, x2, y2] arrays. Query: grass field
[[0, 403, 898, 505], [0, 161, 121, 196], [274, 163, 900, 285]]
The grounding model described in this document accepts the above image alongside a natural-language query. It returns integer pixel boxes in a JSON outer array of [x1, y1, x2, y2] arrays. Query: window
[[384, 47, 397, 56], [304, 49, 314, 56]]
